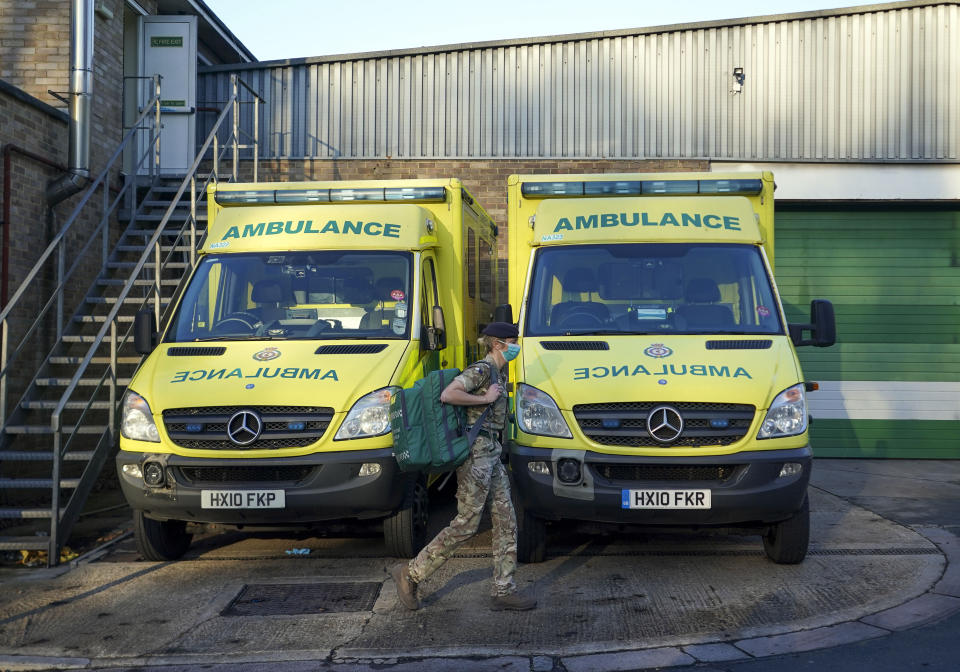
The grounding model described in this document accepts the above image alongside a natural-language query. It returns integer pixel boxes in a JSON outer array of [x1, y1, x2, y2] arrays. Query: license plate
[[621, 489, 711, 509], [201, 489, 285, 509]]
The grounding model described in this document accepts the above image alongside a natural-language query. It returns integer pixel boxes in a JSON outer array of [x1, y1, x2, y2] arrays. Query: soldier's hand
[[484, 384, 503, 403]]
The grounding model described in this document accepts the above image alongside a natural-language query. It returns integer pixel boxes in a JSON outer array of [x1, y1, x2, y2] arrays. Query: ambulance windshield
[[166, 251, 413, 341], [525, 243, 783, 336]]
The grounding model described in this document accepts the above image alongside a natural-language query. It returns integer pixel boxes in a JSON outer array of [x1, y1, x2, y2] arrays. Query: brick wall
[[246, 158, 710, 261]]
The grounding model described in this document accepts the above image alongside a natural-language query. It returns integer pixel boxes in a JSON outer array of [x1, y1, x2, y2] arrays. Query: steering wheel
[[557, 310, 605, 329], [212, 312, 260, 332], [304, 318, 341, 338]]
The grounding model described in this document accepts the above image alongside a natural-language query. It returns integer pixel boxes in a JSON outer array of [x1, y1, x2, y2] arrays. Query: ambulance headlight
[[335, 387, 398, 440], [120, 390, 160, 442], [516, 384, 572, 438], [758, 384, 807, 439]]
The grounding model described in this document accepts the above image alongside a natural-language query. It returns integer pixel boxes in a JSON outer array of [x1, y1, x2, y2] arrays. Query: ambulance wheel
[[516, 504, 546, 564], [762, 496, 810, 564], [133, 510, 192, 561], [384, 477, 428, 558]]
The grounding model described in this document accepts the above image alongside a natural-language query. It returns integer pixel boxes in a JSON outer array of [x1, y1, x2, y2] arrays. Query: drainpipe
[[46, 0, 94, 206]]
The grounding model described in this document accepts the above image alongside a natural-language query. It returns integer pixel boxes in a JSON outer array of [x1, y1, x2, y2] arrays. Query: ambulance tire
[[762, 495, 810, 564], [133, 510, 192, 561], [384, 476, 428, 558], [516, 503, 546, 564]]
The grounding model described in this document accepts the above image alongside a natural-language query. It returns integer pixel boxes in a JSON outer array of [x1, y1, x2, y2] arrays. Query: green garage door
[[775, 206, 960, 458]]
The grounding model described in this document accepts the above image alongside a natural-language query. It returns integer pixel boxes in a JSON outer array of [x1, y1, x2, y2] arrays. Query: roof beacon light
[[330, 188, 386, 202], [216, 185, 448, 206], [584, 181, 642, 195], [642, 180, 699, 194], [275, 189, 330, 203], [384, 186, 447, 202], [214, 190, 276, 205], [521, 181, 585, 197], [520, 178, 764, 198], [698, 179, 763, 194]]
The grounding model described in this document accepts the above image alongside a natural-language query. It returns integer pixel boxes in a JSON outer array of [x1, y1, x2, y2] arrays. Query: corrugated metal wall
[[198, 2, 960, 161]]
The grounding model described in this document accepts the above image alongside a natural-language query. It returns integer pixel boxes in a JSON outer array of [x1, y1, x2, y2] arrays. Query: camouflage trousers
[[407, 435, 519, 597]]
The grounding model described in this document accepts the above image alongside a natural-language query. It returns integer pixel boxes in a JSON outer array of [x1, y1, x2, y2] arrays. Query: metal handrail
[[47, 74, 262, 560], [50, 75, 260, 430], [0, 75, 162, 428]]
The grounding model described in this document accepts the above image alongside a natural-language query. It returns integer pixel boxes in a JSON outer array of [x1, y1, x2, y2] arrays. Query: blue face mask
[[502, 343, 521, 362]]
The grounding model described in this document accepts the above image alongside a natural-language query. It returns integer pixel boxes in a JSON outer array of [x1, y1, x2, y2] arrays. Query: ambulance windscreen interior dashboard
[[525, 243, 784, 336], [166, 251, 413, 341]]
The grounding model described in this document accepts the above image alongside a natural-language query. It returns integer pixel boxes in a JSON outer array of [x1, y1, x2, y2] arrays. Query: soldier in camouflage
[[390, 322, 537, 612]]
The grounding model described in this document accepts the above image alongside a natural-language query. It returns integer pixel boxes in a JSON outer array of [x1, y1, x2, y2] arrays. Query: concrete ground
[[0, 458, 958, 672]]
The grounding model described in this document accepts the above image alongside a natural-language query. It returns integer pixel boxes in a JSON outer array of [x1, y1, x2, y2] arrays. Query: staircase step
[[50, 357, 141, 366], [62, 335, 120, 343], [34, 378, 131, 386], [0, 478, 81, 489], [125, 228, 205, 237], [0, 536, 51, 551], [21, 400, 113, 410], [97, 278, 181, 286], [116, 245, 193, 253], [106, 262, 190, 270], [0, 450, 95, 462], [49, 356, 141, 365], [3, 425, 108, 435], [0, 508, 56, 519], [85, 296, 171, 306], [73, 315, 135, 324]]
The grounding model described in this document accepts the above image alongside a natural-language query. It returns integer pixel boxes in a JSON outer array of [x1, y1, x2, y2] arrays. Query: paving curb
[[1, 506, 957, 671]]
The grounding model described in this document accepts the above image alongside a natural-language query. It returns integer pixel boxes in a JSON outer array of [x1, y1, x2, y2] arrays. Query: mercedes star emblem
[[227, 410, 263, 446], [646, 405, 684, 443]]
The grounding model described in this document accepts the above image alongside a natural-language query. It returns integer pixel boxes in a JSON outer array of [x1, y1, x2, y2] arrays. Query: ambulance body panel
[[504, 172, 834, 564], [117, 178, 498, 559]]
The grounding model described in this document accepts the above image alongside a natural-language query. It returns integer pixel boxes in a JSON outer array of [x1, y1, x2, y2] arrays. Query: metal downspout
[[46, 0, 94, 206]]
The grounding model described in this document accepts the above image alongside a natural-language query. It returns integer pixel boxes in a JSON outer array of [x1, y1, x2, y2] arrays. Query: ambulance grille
[[539, 341, 610, 351], [592, 464, 737, 482], [163, 406, 334, 450], [177, 466, 314, 484], [315, 344, 388, 354], [573, 402, 755, 447], [705, 340, 772, 350], [167, 346, 227, 356]]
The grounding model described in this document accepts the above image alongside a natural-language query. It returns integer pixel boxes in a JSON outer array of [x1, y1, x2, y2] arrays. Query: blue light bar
[[384, 186, 447, 202], [698, 179, 764, 194], [216, 185, 449, 205], [521, 182, 584, 197], [214, 190, 276, 204], [520, 177, 764, 198], [641, 180, 699, 194], [584, 181, 642, 195], [329, 188, 385, 202], [276, 189, 330, 203]]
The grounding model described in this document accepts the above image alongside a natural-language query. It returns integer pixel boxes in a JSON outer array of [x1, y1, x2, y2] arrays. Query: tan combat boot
[[390, 562, 420, 610], [490, 592, 537, 611]]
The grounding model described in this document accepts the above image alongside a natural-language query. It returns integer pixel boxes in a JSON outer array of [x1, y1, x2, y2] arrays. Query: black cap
[[481, 322, 519, 339]]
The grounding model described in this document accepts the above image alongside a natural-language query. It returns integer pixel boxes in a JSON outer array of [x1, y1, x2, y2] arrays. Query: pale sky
[[204, 0, 869, 62]]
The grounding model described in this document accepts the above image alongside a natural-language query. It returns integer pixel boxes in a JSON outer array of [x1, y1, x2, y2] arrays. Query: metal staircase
[[0, 75, 262, 565]]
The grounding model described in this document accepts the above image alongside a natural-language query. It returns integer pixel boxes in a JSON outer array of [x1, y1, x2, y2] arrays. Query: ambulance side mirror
[[789, 299, 836, 348], [426, 305, 446, 350], [494, 304, 514, 323], [134, 309, 157, 355]]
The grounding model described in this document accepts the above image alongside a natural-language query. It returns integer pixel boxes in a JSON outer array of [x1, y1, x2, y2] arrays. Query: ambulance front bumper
[[116, 448, 410, 525], [507, 442, 811, 527]]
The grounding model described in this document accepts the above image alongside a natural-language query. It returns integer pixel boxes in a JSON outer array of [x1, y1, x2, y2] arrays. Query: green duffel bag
[[390, 364, 498, 473]]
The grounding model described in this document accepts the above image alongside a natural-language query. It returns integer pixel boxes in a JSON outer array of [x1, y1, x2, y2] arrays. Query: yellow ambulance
[[501, 172, 835, 564], [116, 178, 498, 560]]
